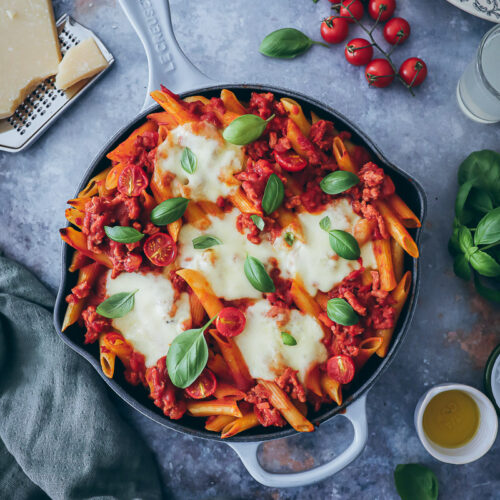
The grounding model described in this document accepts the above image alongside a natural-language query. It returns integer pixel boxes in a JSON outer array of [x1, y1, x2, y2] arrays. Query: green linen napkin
[[0, 255, 162, 500]]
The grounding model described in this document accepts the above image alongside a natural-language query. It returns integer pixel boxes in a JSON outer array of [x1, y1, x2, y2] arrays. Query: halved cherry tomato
[[383, 17, 410, 45], [327, 355, 355, 384], [274, 151, 308, 172], [185, 369, 217, 399], [399, 57, 428, 87], [143, 233, 177, 266], [368, 0, 396, 22], [216, 307, 246, 337], [339, 0, 364, 23], [345, 38, 374, 66], [320, 17, 349, 45], [365, 58, 395, 88], [117, 164, 149, 197]]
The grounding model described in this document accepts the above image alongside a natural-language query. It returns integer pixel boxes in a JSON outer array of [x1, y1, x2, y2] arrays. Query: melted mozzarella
[[156, 122, 244, 202], [105, 271, 191, 367], [234, 300, 327, 382]]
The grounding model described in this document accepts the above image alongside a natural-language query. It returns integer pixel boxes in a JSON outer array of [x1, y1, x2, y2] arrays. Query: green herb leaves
[[251, 215, 265, 231], [281, 332, 297, 346], [262, 174, 285, 215], [192, 235, 222, 249], [320, 171, 359, 195], [104, 226, 144, 243], [319, 217, 360, 260], [259, 28, 327, 59], [284, 232, 295, 246], [166, 315, 217, 389], [180, 147, 197, 175], [327, 298, 359, 326], [244, 255, 275, 293], [150, 197, 189, 226], [223, 114, 274, 145], [475, 207, 500, 245], [97, 290, 138, 319], [394, 463, 438, 500]]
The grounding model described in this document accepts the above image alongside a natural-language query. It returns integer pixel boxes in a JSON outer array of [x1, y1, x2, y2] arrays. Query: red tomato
[[339, 0, 364, 23], [320, 17, 349, 44], [368, 0, 396, 22], [345, 38, 374, 66], [383, 17, 410, 45], [327, 355, 355, 384], [365, 58, 395, 88], [216, 307, 246, 337], [143, 233, 177, 266], [399, 57, 428, 87], [274, 150, 308, 172], [117, 164, 149, 197], [185, 369, 217, 399]]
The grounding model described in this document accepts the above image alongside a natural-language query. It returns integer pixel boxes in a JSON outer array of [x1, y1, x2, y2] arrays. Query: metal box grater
[[0, 14, 114, 153]]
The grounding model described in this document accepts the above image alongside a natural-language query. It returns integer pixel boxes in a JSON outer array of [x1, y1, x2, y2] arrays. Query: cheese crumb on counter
[[55, 38, 108, 91]]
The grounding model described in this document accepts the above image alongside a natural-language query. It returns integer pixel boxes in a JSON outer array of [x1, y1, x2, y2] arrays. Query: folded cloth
[[0, 255, 162, 500]]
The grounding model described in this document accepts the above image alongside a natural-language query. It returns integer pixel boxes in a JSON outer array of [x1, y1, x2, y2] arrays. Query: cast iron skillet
[[54, 0, 426, 488]]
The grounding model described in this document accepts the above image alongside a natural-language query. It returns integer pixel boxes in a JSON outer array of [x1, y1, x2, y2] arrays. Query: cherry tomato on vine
[[117, 164, 149, 197], [345, 38, 374, 66], [274, 150, 308, 172], [365, 58, 395, 88], [327, 355, 355, 384], [368, 0, 396, 22], [185, 369, 217, 399], [216, 307, 246, 337], [143, 232, 177, 266], [399, 57, 427, 87], [383, 17, 411, 45], [339, 0, 364, 23], [320, 16, 349, 44]]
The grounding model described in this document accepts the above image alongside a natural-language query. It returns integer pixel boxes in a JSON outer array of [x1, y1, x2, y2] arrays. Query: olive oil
[[422, 390, 480, 448]]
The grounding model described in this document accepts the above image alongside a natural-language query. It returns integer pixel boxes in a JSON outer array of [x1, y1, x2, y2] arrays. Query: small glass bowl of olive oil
[[415, 384, 498, 464]]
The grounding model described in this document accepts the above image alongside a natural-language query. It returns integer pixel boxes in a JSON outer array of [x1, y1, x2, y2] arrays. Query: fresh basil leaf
[[222, 114, 274, 146], [192, 235, 222, 249], [465, 245, 479, 261], [468, 188, 494, 214], [284, 232, 295, 246], [458, 226, 473, 253], [328, 230, 360, 260], [394, 464, 438, 500], [469, 250, 500, 277], [251, 215, 265, 231], [150, 197, 189, 226], [319, 216, 331, 231], [448, 229, 461, 256], [260, 28, 316, 59], [320, 171, 359, 195], [244, 255, 275, 293], [475, 207, 500, 246], [326, 298, 359, 326], [96, 290, 138, 319], [104, 225, 144, 243], [281, 332, 297, 346], [474, 273, 500, 303], [453, 254, 471, 281], [180, 147, 197, 175], [455, 180, 474, 223], [262, 174, 285, 215]]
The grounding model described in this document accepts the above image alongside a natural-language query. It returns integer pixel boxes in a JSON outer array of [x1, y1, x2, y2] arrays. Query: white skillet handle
[[118, 0, 213, 110], [227, 395, 368, 488]]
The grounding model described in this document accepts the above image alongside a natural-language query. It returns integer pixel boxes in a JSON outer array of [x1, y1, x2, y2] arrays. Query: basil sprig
[[223, 114, 274, 145], [104, 225, 144, 244], [180, 147, 197, 175], [320, 171, 359, 195], [166, 315, 217, 389], [394, 464, 438, 500], [475, 207, 500, 245], [281, 332, 297, 346], [319, 217, 360, 260], [150, 197, 189, 226], [192, 235, 222, 249], [262, 174, 284, 215], [97, 290, 138, 319], [244, 255, 275, 293], [259, 28, 328, 59], [327, 298, 359, 326], [251, 215, 265, 231]]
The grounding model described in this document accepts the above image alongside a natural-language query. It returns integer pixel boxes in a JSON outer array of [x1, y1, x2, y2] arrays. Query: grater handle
[[118, 0, 213, 110]]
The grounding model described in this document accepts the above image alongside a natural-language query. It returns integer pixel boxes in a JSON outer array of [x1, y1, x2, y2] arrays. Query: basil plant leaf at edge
[[469, 250, 500, 277], [96, 290, 138, 319], [394, 463, 438, 500]]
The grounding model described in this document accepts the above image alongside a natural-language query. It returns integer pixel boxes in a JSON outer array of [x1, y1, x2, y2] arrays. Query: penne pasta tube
[[147, 111, 178, 129], [176, 269, 223, 317], [305, 364, 323, 397], [320, 374, 343, 406], [60, 228, 113, 268], [228, 188, 262, 215], [390, 238, 405, 282], [207, 353, 232, 382], [387, 194, 421, 228], [376, 271, 412, 358], [183, 95, 211, 105], [105, 163, 126, 191], [67, 197, 91, 211], [184, 202, 211, 230], [353, 218, 375, 247], [290, 277, 322, 317], [68, 250, 90, 272], [310, 111, 321, 124], [150, 89, 197, 124], [205, 415, 236, 432], [186, 399, 243, 418], [281, 97, 311, 137], [107, 120, 157, 162], [189, 292, 206, 328], [287, 119, 316, 161], [372, 238, 397, 292], [99, 333, 116, 378], [78, 167, 112, 198], [332, 137, 357, 173], [221, 411, 260, 439], [355, 337, 383, 370], [315, 291, 329, 312], [65, 208, 84, 229], [361, 269, 374, 286], [100, 332, 134, 368], [258, 380, 314, 432], [198, 200, 224, 218], [214, 382, 247, 400], [220, 89, 247, 115]]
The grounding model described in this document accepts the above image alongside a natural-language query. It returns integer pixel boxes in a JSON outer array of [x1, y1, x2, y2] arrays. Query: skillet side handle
[[118, 0, 213, 110], [227, 395, 368, 488]]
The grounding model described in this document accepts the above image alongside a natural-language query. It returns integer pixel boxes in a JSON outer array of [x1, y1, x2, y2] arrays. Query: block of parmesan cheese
[[55, 38, 108, 91], [0, 0, 61, 119]]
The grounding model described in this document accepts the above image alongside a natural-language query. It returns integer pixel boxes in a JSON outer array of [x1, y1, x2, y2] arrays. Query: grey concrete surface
[[0, 0, 499, 498]]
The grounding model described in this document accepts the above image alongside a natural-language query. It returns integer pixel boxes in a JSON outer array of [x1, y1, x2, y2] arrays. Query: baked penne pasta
[[205, 415, 236, 432], [221, 411, 260, 439], [99, 333, 116, 379], [372, 238, 397, 292], [281, 97, 311, 137], [332, 137, 357, 173], [387, 194, 421, 228], [320, 374, 343, 406], [186, 399, 243, 418]]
